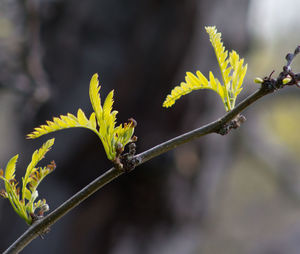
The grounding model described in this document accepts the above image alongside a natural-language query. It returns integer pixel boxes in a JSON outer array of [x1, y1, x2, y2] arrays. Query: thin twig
[[137, 88, 269, 163], [2, 87, 270, 254], [4, 45, 300, 254], [3, 168, 122, 254]]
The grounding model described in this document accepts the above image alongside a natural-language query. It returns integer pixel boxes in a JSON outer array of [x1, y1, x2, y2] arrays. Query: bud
[[0, 189, 7, 198], [254, 77, 263, 84], [128, 118, 137, 127], [115, 142, 124, 155], [286, 53, 294, 62], [47, 161, 56, 172], [282, 77, 292, 85], [40, 204, 49, 213]]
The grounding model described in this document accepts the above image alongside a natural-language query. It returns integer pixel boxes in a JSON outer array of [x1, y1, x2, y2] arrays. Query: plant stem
[[3, 168, 122, 254], [137, 88, 268, 163], [3, 87, 270, 254]]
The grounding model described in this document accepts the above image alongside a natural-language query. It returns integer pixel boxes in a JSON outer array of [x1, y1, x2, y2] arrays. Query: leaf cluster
[[0, 139, 55, 225], [163, 26, 248, 111], [27, 74, 137, 161]]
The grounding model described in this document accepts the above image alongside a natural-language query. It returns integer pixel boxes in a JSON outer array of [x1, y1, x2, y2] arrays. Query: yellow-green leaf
[[27, 73, 136, 162], [205, 26, 229, 86], [24, 188, 31, 201], [5, 155, 18, 181], [102, 90, 114, 119], [31, 138, 54, 165], [163, 26, 247, 112], [196, 71, 209, 86], [77, 108, 89, 125], [22, 139, 55, 201], [89, 73, 102, 121], [89, 112, 97, 129]]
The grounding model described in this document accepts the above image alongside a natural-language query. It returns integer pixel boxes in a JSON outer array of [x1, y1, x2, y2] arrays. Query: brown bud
[[131, 136, 138, 142], [116, 142, 124, 155], [31, 175, 39, 182], [47, 161, 56, 172], [0, 189, 7, 198], [9, 179, 17, 185], [37, 204, 49, 216], [128, 118, 137, 127]]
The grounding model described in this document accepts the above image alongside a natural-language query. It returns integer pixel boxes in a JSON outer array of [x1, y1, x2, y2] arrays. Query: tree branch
[[3, 86, 271, 254], [4, 44, 300, 254], [137, 88, 269, 163]]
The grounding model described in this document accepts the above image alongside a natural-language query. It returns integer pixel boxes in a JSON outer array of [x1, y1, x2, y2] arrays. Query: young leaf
[[28, 74, 137, 162], [205, 26, 232, 87], [89, 73, 103, 121], [27, 110, 100, 139], [22, 138, 55, 200], [89, 112, 97, 129], [0, 139, 56, 225], [4, 155, 18, 181], [228, 50, 248, 107], [77, 109, 89, 125], [23, 188, 32, 201], [163, 26, 248, 112]]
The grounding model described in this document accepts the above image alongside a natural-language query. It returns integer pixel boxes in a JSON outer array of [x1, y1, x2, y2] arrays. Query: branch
[[4, 45, 300, 253], [2, 87, 270, 254], [137, 88, 269, 164], [3, 168, 122, 254]]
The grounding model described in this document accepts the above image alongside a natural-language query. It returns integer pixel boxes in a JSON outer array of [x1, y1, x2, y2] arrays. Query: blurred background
[[1, 0, 300, 253]]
